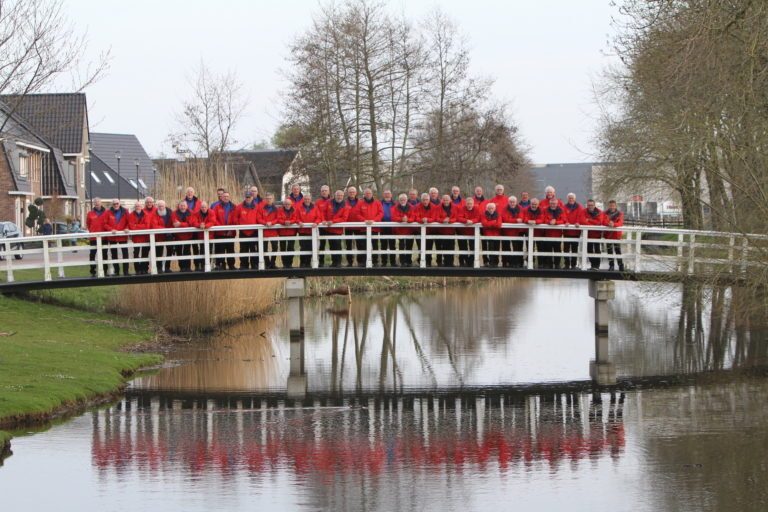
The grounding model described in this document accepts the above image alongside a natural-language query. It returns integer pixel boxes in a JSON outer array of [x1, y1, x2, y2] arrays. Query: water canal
[[1, 279, 767, 511]]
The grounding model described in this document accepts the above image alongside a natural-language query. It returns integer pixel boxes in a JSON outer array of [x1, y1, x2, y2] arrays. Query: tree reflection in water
[[133, 280, 767, 396]]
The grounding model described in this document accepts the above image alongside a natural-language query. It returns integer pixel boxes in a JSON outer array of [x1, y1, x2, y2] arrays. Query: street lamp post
[[115, 151, 121, 200], [152, 166, 157, 196], [134, 159, 140, 200], [87, 141, 93, 209]]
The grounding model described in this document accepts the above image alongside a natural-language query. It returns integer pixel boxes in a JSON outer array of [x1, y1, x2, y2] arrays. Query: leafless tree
[[0, 0, 110, 131], [170, 61, 248, 158]]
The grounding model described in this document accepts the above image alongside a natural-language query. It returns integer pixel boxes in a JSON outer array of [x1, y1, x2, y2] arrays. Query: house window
[[19, 154, 29, 179], [64, 201, 72, 216], [138, 178, 148, 190], [67, 161, 76, 185], [103, 172, 115, 184], [90, 171, 102, 184], [129, 179, 138, 189]]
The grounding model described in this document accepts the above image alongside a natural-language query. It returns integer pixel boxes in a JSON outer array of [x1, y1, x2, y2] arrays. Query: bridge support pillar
[[285, 278, 307, 400], [588, 280, 617, 386]]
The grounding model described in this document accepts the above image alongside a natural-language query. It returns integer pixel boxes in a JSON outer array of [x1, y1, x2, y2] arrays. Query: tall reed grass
[[113, 159, 284, 332]]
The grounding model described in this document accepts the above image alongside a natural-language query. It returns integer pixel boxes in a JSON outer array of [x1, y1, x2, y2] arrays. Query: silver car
[[0, 221, 24, 260]]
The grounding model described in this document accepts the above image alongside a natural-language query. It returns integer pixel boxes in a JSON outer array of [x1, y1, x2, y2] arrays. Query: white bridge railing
[[1, 222, 765, 283]]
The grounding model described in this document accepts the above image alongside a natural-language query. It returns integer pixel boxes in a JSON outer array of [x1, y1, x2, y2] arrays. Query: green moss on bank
[[0, 294, 161, 440]]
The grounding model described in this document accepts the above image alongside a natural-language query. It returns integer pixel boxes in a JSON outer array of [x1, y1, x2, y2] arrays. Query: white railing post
[[473, 225, 481, 268], [579, 229, 588, 270], [311, 226, 319, 269], [634, 230, 642, 272], [42, 239, 52, 281], [96, 236, 105, 278], [676, 233, 685, 272], [149, 233, 158, 275], [728, 235, 735, 274], [419, 225, 427, 268], [203, 230, 212, 272], [56, 238, 65, 278], [3, 240, 13, 282], [366, 225, 373, 268], [258, 228, 265, 270], [527, 226, 534, 270], [687, 233, 696, 274]]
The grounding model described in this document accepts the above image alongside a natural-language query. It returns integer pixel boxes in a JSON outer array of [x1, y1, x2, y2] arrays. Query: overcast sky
[[66, 0, 620, 163]]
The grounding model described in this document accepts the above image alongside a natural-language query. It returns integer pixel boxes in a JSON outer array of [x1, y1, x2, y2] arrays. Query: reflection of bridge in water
[[93, 391, 626, 477]]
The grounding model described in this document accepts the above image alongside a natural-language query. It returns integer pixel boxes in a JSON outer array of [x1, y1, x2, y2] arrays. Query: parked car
[[0, 221, 23, 260]]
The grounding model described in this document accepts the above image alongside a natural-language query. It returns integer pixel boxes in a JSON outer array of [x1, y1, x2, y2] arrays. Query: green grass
[[0, 294, 161, 440]]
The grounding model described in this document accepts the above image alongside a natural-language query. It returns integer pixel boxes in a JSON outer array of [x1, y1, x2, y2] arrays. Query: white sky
[[66, 0, 620, 163]]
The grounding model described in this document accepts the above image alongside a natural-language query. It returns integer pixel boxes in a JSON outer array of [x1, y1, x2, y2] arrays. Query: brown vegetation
[[114, 159, 284, 332]]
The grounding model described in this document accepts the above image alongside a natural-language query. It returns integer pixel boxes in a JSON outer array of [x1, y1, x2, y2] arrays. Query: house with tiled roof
[[0, 93, 90, 220], [88, 133, 154, 205], [0, 100, 78, 232]]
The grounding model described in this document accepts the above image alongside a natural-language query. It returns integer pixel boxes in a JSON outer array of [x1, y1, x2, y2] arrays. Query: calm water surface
[[1, 279, 766, 511]]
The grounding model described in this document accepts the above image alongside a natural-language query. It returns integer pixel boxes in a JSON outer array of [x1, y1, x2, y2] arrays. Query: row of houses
[[0, 93, 303, 235]]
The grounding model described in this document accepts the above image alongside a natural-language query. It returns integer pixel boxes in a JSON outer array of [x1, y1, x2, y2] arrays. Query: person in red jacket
[[153, 200, 174, 273], [234, 192, 261, 269], [436, 195, 456, 266], [323, 190, 350, 267], [524, 198, 548, 269], [472, 186, 488, 211], [288, 184, 303, 205], [183, 187, 202, 214], [490, 184, 508, 212], [604, 200, 625, 271], [277, 197, 300, 269], [171, 201, 195, 272], [314, 185, 331, 266], [212, 192, 237, 270], [127, 202, 151, 274], [450, 186, 465, 209], [392, 193, 418, 266], [541, 186, 565, 209], [192, 201, 218, 271], [500, 195, 525, 268], [519, 191, 531, 210], [413, 193, 442, 267], [258, 193, 281, 269], [297, 192, 323, 268], [542, 197, 567, 269], [379, 190, 397, 267], [579, 199, 606, 270], [104, 199, 130, 276], [407, 188, 420, 207], [452, 196, 482, 267], [481, 202, 503, 267], [349, 188, 383, 267], [563, 193, 585, 269], [86, 197, 109, 277]]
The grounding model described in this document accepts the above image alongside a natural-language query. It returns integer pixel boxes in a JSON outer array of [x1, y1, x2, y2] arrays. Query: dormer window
[[19, 154, 29, 179]]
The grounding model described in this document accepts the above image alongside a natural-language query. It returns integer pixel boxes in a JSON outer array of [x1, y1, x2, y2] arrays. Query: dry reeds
[[113, 159, 284, 332], [114, 278, 282, 333]]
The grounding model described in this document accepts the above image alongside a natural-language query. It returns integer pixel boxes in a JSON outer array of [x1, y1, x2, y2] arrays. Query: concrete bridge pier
[[285, 278, 308, 399], [588, 280, 617, 386]]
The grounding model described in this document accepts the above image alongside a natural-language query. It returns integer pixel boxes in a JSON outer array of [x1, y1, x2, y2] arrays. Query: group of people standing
[[85, 183, 626, 276]]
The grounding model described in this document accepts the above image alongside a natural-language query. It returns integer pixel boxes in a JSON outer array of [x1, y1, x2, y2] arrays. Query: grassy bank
[[0, 294, 162, 449]]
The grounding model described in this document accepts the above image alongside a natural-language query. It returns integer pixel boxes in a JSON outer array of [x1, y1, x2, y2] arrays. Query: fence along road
[[1, 222, 765, 291]]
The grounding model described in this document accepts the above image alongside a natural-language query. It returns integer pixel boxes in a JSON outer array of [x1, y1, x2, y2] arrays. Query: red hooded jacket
[[297, 202, 323, 235], [212, 201, 237, 238], [579, 207, 606, 239], [392, 203, 419, 235], [523, 206, 549, 238], [435, 203, 456, 235], [277, 207, 300, 236], [500, 205, 525, 236], [86, 207, 109, 241], [104, 207, 130, 242], [127, 210, 151, 243], [323, 200, 350, 235], [451, 205, 482, 236], [563, 202, 585, 238], [191, 209, 218, 240], [350, 198, 384, 233], [543, 206, 567, 237], [258, 204, 281, 238], [234, 200, 261, 237], [170, 209, 195, 241], [603, 209, 624, 240], [480, 211, 503, 236]]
